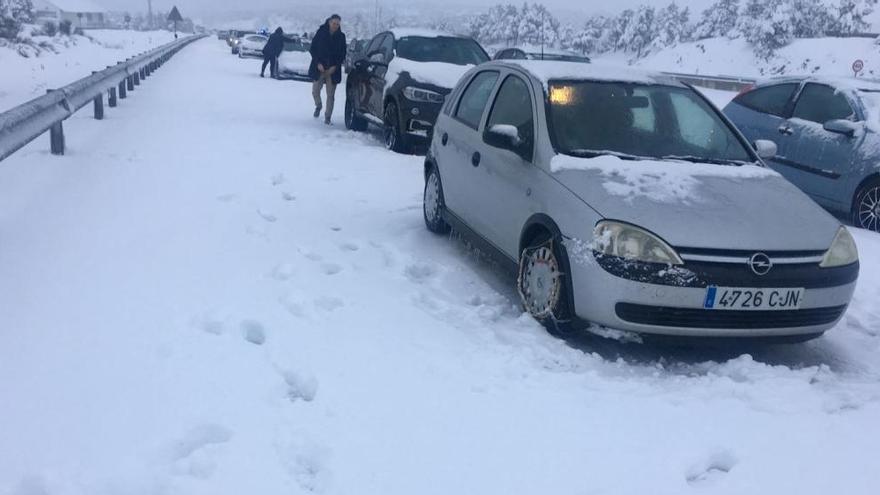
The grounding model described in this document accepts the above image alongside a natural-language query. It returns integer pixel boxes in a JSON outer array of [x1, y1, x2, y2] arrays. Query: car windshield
[[283, 39, 307, 52], [548, 80, 753, 164], [395, 36, 489, 65]]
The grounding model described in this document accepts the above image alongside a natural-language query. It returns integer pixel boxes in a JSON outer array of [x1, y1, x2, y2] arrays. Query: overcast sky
[[94, 0, 718, 18]]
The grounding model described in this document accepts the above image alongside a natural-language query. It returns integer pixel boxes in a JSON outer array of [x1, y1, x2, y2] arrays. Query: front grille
[[615, 303, 847, 329]]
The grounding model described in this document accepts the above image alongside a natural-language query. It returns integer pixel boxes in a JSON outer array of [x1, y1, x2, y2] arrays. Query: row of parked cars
[[224, 27, 873, 344]]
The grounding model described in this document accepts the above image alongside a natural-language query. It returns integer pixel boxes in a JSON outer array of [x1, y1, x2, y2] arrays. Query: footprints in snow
[[686, 450, 738, 486], [193, 314, 269, 347], [171, 423, 233, 480], [241, 319, 267, 346]]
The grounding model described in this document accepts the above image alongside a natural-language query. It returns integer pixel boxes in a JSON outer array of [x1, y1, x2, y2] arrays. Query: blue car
[[723, 77, 880, 232]]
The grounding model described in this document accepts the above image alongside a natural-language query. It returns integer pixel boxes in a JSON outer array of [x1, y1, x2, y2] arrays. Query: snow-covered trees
[[694, 0, 740, 39], [832, 0, 878, 34], [0, 0, 33, 39], [467, 3, 560, 47]]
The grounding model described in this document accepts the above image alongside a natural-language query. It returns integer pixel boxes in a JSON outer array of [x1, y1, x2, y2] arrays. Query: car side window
[[380, 34, 394, 61], [365, 34, 383, 56], [486, 75, 535, 159], [792, 83, 856, 124], [733, 83, 798, 117], [454, 71, 500, 129]]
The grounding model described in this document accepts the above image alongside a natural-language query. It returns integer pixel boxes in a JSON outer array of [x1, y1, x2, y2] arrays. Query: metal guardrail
[[663, 71, 757, 92], [0, 34, 206, 162]]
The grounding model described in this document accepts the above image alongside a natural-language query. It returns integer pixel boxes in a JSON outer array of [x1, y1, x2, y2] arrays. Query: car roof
[[759, 75, 880, 92], [484, 60, 683, 88], [387, 28, 466, 39]]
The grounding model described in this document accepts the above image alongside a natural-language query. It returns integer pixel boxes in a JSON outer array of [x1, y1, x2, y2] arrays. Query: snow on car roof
[[500, 60, 679, 88], [759, 75, 880, 92], [389, 28, 464, 39]]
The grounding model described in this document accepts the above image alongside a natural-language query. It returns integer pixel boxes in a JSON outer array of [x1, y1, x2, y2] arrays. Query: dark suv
[[344, 29, 489, 153]]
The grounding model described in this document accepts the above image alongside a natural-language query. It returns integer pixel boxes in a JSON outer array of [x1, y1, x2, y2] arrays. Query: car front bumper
[[240, 48, 262, 58], [568, 250, 858, 338], [397, 98, 442, 140]]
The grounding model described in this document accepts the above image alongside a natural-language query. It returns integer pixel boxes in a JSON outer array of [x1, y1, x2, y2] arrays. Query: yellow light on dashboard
[[550, 85, 574, 105]]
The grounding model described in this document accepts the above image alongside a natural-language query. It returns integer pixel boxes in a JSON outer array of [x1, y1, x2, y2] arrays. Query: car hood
[[550, 154, 840, 251], [386, 57, 474, 91]]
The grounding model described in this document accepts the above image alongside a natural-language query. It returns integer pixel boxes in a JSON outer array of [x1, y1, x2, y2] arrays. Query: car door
[[367, 33, 394, 119], [778, 83, 863, 206], [354, 34, 384, 114], [471, 73, 540, 258], [724, 82, 799, 170], [437, 70, 501, 228]]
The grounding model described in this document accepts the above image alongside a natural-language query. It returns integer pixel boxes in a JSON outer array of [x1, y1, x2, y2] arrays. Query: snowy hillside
[[1, 38, 880, 495], [0, 29, 175, 112], [610, 36, 880, 79]]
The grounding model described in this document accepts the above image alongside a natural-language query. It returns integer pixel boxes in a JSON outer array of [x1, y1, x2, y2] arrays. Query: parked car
[[494, 47, 591, 64], [276, 36, 312, 80], [227, 30, 254, 54], [423, 60, 859, 342], [345, 28, 490, 153], [238, 34, 268, 59], [724, 77, 880, 232], [345, 39, 369, 73], [217, 30, 229, 41]]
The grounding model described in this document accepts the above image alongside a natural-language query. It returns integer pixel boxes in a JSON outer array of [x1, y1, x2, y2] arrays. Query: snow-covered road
[[1, 39, 879, 495]]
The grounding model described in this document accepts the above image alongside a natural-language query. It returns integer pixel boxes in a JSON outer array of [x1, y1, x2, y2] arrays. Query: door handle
[[778, 125, 794, 136], [441, 133, 448, 146], [471, 152, 481, 167]]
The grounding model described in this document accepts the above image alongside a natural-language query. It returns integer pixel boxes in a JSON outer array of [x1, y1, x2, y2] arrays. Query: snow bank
[[385, 57, 473, 90], [551, 153, 778, 203], [0, 29, 175, 113]]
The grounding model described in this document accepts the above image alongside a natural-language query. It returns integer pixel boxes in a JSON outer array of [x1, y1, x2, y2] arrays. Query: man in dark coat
[[309, 15, 346, 125], [261, 27, 285, 78]]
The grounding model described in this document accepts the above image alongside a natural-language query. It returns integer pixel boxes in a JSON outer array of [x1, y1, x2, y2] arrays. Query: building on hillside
[[33, 0, 107, 29]]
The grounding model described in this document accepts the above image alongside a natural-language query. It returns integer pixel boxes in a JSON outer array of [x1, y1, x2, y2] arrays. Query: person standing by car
[[260, 27, 285, 78], [308, 15, 346, 125]]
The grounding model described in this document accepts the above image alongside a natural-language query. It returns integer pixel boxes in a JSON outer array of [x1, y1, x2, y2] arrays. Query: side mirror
[[753, 139, 777, 160], [485, 124, 524, 151], [823, 119, 859, 137]]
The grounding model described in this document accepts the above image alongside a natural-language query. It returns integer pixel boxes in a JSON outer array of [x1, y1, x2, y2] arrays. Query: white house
[[33, 0, 107, 29]]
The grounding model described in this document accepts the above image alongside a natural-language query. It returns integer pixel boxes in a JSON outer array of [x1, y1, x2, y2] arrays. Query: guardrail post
[[93, 93, 104, 120], [119, 80, 127, 99], [45, 89, 65, 155], [127, 75, 134, 91], [140, 66, 146, 79], [145, 64, 151, 77], [133, 71, 140, 86], [108, 86, 117, 107]]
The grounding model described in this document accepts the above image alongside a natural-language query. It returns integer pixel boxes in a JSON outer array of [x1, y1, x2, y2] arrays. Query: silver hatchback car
[[423, 60, 860, 342]]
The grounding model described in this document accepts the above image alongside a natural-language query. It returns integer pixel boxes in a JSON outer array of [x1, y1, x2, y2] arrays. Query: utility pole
[[147, 0, 153, 29]]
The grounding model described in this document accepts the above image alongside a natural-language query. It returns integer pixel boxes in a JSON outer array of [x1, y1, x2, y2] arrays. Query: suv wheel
[[854, 178, 880, 232], [344, 93, 368, 131], [517, 232, 573, 336], [384, 102, 409, 153], [423, 165, 450, 234]]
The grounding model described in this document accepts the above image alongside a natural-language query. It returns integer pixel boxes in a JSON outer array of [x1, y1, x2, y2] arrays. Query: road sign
[[853, 59, 865, 76]]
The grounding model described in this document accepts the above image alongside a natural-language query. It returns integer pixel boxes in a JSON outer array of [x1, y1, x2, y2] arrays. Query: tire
[[423, 165, 451, 234], [853, 177, 880, 232], [383, 101, 409, 153], [517, 232, 574, 336], [344, 94, 368, 132]]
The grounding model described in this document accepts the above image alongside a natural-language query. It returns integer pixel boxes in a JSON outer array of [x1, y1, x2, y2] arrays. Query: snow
[[1, 37, 880, 495], [504, 59, 669, 89], [278, 51, 311, 75], [34, 0, 105, 13], [0, 29, 175, 113], [385, 56, 474, 90], [389, 27, 454, 39], [550, 153, 778, 203]]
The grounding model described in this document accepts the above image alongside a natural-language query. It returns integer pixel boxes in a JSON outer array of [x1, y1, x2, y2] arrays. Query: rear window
[[733, 83, 798, 117]]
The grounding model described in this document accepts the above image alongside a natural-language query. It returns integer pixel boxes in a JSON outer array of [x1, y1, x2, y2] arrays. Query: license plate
[[703, 287, 805, 311]]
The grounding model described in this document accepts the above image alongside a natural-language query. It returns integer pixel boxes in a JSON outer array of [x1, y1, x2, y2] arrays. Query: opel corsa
[[422, 60, 860, 342]]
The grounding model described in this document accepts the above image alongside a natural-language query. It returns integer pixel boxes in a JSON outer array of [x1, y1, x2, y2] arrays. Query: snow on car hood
[[386, 58, 473, 91], [550, 154, 840, 251], [278, 51, 311, 72]]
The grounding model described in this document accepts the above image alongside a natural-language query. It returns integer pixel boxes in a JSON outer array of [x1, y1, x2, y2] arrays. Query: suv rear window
[[733, 83, 798, 117]]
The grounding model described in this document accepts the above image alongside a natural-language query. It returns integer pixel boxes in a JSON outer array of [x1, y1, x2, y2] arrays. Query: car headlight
[[593, 221, 683, 265], [820, 226, 859, 268], [403, 86, 444, 103]]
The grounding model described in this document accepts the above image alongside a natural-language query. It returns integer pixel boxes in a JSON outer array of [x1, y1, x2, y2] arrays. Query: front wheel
[[344, 94, 368, 132], [853, 178, 880, 232], [518, 233, 574, 336], [423, 166, 450, 234], [384, 102, 409, 153]]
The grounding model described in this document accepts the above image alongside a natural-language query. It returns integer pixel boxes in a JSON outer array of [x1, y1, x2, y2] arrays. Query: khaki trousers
[[312, 70, 337, 121]]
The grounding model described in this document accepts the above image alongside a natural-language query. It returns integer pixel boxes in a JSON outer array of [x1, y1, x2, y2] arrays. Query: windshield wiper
[[660, 155, 748, 166], [567, 149, 642, 161]]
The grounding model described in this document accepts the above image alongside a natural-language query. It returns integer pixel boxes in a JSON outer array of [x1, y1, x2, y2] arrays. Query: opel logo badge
[[749, 253, 773, 276]]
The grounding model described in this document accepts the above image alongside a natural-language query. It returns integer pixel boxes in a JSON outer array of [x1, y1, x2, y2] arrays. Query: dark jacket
[[308, 23, 347, 84], [262, 28, 284, 58]]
